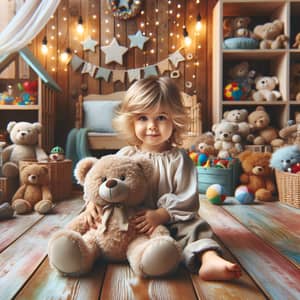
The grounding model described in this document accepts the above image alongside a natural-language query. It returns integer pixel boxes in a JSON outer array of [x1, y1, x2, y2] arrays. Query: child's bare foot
[[199, 251, 242, 281]]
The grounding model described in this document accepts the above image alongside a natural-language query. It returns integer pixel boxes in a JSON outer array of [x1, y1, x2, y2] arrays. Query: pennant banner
[[71, 48, 185, 83]]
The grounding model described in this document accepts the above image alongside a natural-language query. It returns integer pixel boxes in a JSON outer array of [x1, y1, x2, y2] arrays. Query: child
[[87, 76, 242, 281]]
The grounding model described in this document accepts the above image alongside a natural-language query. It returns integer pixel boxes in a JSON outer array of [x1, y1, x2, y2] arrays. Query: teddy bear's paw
[[48, 230, 91, 276], [139, 237, 181, 277], [34, 200, 53, 214], [2, 162, 19, 178], [255, 189, 274, 202], [12, 199, 32, 214]]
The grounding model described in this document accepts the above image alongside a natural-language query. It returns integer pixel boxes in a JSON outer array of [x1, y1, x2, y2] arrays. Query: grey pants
[[168, 215, 222, 273]]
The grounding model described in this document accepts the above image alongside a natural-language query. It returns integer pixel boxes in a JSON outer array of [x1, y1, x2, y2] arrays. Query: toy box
[[197, 159, 241, 196]]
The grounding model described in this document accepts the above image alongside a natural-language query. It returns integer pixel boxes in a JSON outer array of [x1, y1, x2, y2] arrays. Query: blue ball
[[235, 186, 254, 204]]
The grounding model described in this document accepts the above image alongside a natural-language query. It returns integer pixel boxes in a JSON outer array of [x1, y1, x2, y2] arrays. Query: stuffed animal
[[223, 17, 253, 39], [49, 146, 65, 161], [238, 150, 275, 202], [12, 163, 53, 214], [2, 121, 48, 178], [247, 106, 284, 147], [0, 202, 14, 220], [193, 132, 216, 157], [252, 76, 281, 102], [48, 155, 181, 278], [270, 145, 300, 172], [212, 121, 243, 159], [222, 109, 252, 142], [290, 63, 300, 101], [279, 112, 300, 144], [253, 20, 289, 49], [227, 61, 256, 98], [292, 32, 300, 49]]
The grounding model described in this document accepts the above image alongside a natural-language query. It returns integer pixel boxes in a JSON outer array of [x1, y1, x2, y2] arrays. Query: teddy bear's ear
[[256, 105, 265, 112], [7, 121, 17, 133], [32, 122, 42, 133], [272, 76, 279, 85], [136, 158, 153, 179], [255, 76, 262, 84], [223, 111, 229, 119], [74, 157, 98, 185], [238, 150, 252, 161]]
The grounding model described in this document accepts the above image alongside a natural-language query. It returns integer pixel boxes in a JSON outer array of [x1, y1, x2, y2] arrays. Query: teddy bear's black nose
[[106, 179, 117, 188]]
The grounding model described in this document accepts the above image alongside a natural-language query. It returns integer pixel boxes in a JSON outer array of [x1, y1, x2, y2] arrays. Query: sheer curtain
[[0, 0, 60, 56]]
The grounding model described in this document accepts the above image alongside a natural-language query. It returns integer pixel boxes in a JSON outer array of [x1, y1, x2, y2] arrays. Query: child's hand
[[133, 208, 170, 235], [83, 201, 102, 229]]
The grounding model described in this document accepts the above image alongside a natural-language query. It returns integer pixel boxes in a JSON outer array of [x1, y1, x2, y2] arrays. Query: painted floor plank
[[0, 198, 84, 300], [15, 259, 105, 300], [191, 239, 267, 300], [0, 213, 43, 252], [223, 203, 300, 268], [100, 264, 197, 300], [199, 199, 300, 300]]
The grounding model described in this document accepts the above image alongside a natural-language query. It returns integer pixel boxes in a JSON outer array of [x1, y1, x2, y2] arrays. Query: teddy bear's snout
[[106, 179, 117, 188]]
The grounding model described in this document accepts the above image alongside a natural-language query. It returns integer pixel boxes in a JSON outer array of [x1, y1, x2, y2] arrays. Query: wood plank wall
[[29, 0, 212, 147]]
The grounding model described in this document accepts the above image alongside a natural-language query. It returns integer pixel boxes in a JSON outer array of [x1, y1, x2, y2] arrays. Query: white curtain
[[0, 0, 61, 56]]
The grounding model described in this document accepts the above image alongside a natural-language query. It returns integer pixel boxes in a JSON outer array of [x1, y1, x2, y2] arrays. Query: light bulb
[[196, 14, 202, 31], [60, 48, 72, 63], [41, 36, 48, 55], [183, 28, 192, 47], [77, 16, 84, 34]]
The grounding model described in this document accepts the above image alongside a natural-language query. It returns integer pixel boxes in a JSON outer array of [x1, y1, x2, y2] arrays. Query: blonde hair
[[113, 76, 189, 146]]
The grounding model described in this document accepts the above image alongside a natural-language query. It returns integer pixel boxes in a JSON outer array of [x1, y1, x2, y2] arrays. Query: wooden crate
[[19, 160, 72, 201], [197, 159, 241, 196], [0, 177, 19, 203], [244, 145, 272, 153]]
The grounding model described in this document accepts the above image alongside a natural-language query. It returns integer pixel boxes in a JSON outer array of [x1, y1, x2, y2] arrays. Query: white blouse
[[117, 146, 199, 223]]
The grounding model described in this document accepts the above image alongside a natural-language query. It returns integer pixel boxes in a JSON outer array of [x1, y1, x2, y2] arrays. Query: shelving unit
[[212, 0, 300, 130]]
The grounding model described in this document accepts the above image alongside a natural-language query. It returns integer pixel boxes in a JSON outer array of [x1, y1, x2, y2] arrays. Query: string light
[[77, 16, 84, 34], [183, 27, 192, 47], [41, 36, 48, 55], [196, 14, 202, 31], [60, 47, 72, 63]]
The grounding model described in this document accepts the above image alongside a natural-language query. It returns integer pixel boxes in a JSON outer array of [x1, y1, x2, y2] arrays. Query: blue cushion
[[223, 37, 259, 49], [83, 100, 121, 133]]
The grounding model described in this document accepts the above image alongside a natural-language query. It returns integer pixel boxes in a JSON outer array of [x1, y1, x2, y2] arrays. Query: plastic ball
[[235, 186, 254, 204], [206, 184, 226, 205], [224, 82, 245, 101], [189, 152, 199, 164], [198, 153, 208, 166]]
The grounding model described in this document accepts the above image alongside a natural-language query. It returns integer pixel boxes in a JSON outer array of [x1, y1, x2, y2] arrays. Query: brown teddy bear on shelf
[[223, 17, 253, 39], [238, 150, 276, 202], [292, 32, 300, 49], [48, 155, 181, 278], [247, 106, 284, 147], [253, 20, 289, 49], [2, 121, 48, 178], [12, 163, 53, 214], [290, 63, 300, 101], [279, 112, 300, 145]]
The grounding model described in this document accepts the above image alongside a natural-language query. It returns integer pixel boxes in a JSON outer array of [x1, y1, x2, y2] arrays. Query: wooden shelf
[[0, 105, 39, 110]]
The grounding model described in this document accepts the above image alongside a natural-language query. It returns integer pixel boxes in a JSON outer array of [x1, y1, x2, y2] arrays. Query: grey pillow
[[83, 100, 121, 132]]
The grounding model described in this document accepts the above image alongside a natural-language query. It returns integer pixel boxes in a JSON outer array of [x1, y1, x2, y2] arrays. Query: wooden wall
[[29, 0, 213, 147]]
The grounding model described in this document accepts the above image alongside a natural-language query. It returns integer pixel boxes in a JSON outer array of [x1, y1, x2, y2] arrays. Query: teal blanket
[[65, 128, 92, 182]]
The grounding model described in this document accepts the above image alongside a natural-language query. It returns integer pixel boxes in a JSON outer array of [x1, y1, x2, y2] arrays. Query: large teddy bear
[[247, 106, 284, 147], [212, 121, 242, 159], [48, 155, 181, 277], [238, 150, 276, 202], [2, 121, 48, 178], [253, 20, 288, 49], [252, 76, 281, 102], [12, 163, 53, 214], [222, 109, 252, 143]]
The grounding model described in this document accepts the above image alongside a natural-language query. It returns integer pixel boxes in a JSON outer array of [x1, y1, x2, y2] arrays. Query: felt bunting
[[70, 55, 84, 71], [157, 58, 170, 74], [81, 62, 97, 77], [95, 67, 111, 82], [169, 50, 185, 68], [127, 69, 141, 83], [144, 65, 158, 78], [112, 70, 126, 83]]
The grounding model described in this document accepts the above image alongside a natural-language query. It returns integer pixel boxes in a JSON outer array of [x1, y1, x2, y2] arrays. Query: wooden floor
[[0, 194, 300, 300]]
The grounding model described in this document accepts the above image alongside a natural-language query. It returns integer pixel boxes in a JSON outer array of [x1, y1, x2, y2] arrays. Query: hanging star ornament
[[169, 50, 185, 68], [81, 36, 98, 52], [128, 30, 150, 50], [101, 38, 128, 65]]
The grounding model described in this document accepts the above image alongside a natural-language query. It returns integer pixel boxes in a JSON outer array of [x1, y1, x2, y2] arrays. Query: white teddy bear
[[2, 121, 48, 178], [212, 121, 243, 159], [252, 76, 281, 102]]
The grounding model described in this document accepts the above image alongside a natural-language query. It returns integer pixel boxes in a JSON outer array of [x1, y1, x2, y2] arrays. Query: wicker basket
[[19, 160, 72, 201], [275, 170, 300, 208]]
